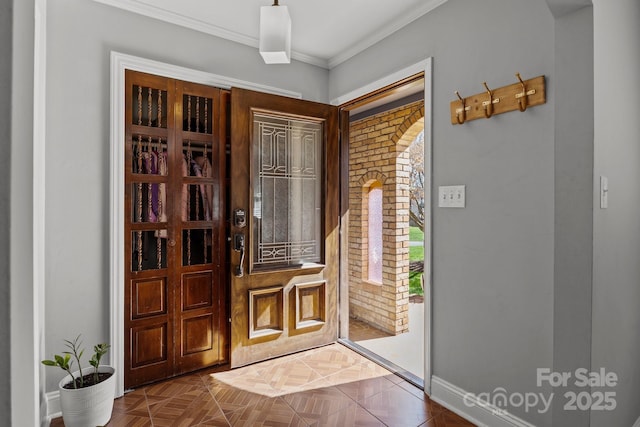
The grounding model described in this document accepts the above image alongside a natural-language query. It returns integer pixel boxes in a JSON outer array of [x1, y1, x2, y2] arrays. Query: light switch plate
[[439, 185, 466, 208], [600, 176, 608, 209]]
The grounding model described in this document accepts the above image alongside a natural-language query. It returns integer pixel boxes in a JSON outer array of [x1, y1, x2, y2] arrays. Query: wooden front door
[[124, 70, 228, 388], [229, 88, 339, 367]]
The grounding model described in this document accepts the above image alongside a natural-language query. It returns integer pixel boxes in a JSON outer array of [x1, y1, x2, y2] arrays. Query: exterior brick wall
[[348, 101, 424, 335]]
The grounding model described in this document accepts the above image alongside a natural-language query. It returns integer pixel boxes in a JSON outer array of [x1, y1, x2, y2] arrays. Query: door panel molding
[[294, 281, 327, 330], [248, 286, 284, 339]]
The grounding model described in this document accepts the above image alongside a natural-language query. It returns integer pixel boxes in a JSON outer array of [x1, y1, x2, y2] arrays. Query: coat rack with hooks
[[450, 73, 546, 125]]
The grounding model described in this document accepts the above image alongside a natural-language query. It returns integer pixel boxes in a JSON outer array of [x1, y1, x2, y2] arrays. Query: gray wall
[[43, 0, 329, 392], [332, 0, 557, 425], [591, 0, 640, 426], [551, 6, 593, 427], [11, 0, 39, 425], [0, 0, 12, 425]]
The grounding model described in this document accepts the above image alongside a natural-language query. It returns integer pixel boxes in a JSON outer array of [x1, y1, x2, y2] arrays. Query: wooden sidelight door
[[124, 70, 228, 388], [229, 88, 339, 367]]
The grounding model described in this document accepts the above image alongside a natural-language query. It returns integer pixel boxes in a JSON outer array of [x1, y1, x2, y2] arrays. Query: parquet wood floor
[[50, 344, 475, 426]]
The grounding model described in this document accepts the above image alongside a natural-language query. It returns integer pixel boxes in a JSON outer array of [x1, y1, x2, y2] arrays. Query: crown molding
[[92, 0, 330, 69], [327, 0, 448, 68], [291, 51, 329, 69], [92, 0, 446, 70], [93, 0, 256, 45]]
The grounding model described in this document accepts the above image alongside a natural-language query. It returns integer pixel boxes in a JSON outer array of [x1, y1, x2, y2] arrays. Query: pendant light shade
[[259, 1, 291, 64]]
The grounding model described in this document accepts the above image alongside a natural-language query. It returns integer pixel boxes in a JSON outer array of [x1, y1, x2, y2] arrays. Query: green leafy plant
[[41, 335, 110, 389], [89, 343, 110, 384]]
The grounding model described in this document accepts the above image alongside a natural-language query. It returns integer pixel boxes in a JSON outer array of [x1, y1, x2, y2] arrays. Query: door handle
[[234, 233, 245, 277]]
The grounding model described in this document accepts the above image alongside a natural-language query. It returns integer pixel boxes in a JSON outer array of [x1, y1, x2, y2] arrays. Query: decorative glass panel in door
[[252, 113, 322, 269]]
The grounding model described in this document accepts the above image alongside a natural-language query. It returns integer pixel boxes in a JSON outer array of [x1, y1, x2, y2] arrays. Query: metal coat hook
[[482, 82, 494, 118], [450, 74, 545, 124], [515, 73, 528, 112], [455, 91, 467, 124]]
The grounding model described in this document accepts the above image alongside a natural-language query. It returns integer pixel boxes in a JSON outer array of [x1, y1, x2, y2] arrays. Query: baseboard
[[40, 396, 49, 427], [430, 376, 536, 427], [633, 414, 640, 427], [44, 390, 61, 425]]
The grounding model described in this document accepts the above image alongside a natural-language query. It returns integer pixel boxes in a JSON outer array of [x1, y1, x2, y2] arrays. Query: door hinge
[[228, 317, 232, 323]]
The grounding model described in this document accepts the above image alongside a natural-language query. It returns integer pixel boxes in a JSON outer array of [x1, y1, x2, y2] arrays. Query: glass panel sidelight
[[252, 113, 322, 269], [131, 135, 168, 175], [131, 230, 168, 271], [182, 141, 214, 178], [182, 228, 213, 266], [183, 95, 213, 134], [180, 184, 214, 222], [131, 182, 168, 223], [132, 85, 168, 128]]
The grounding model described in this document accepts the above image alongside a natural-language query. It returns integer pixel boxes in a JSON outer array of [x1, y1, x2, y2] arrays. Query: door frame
[[109, 51, 302, 397], [331, 58, 434, 394]]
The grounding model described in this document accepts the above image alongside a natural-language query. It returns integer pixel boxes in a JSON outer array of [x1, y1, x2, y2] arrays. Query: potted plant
[[42, 335, 115, 427]]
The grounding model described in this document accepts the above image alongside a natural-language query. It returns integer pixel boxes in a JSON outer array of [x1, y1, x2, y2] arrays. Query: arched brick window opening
[[348, 100, 424, 336], [367, 182, 383, 283]]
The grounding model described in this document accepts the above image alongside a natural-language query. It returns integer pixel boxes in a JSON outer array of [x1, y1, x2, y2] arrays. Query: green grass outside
[[409, 226, 424, 242], [409, 271, 423, 296], [409, 242, 424, 296], [409, 245, 424, 261]]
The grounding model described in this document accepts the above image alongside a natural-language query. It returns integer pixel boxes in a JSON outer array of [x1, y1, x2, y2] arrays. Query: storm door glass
[[252, 112, 322, 269]]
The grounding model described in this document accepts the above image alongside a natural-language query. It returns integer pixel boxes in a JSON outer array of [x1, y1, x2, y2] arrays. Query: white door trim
[[423, 57, 434, 395], [330, 60, 430, 106], [332, 58, 434, 394], [35, 0, 48, 424], [109, 51, 302, 397]]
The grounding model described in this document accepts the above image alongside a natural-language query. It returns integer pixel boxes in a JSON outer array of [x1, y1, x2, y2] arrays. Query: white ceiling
[[94, 0, 447, 69]]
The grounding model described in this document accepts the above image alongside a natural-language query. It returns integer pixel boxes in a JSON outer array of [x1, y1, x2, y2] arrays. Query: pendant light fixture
[[259, 0, 291, 64]]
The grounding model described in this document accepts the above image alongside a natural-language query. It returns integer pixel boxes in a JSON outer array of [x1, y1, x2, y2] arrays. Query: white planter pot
[[58, 366, 115, 427]]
